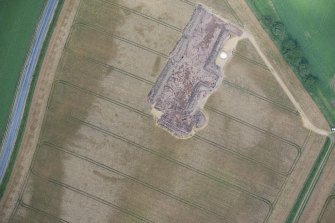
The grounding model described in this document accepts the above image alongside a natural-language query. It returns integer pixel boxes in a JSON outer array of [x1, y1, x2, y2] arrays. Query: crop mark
[[60, 48, 302, 149], [270, 130, 312, 211], [51, 79, 298, 176], [29, 169, 153, 223], [72, 22, 169, 58], [178, 0, 244, 26], [65, 24, 299, 114], [68, 4, 298, 114], [49, 81, 297, 186], [45, 107, 274, 214], [48, 81, 282, 202], [221, 80, 299, 114], [205, 106, 301, 149], [96, 0, 183, 32], [178, 0, 196, 7], [34, 142, 235, 222], [232, 51, 270, 71]]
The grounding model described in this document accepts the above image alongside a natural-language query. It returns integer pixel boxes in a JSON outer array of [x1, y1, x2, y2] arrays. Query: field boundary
[[27, 171, 153, 223], [317, 195, 335, 222], [19, 201, 69, 223], [285, 138, 334, 223]]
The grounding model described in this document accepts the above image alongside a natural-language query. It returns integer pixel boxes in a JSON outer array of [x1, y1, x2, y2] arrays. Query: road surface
[[0, 0, 59, 182]]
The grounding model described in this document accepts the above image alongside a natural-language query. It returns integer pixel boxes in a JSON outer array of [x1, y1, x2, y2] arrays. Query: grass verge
[[285, 138, 333, 223], [0, 0, 64, 199], [0, 0, 47, 141]]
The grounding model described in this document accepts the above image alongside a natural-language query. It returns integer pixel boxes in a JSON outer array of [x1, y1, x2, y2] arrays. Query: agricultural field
[[1, 0, 329, 222], [0, 0, 47, 141], [247, 0, 335, 126], [319, 196, 335, 223]]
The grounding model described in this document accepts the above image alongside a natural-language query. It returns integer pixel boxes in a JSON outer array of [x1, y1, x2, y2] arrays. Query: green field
[[0, 0, 47, 142], [247, 0, 335, 126]]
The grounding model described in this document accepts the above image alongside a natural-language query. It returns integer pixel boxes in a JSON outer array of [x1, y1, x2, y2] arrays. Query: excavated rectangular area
[[148, 4, 242, 138]]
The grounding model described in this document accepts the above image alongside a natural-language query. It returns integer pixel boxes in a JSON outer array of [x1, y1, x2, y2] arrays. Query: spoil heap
[[148, 5, 242, 138]]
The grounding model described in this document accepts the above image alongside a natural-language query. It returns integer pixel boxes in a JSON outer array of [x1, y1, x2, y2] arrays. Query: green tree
[[298, 58, 311, 77], [271, 22, 286, 40], [284, 48, 303, 67], [303, 75, 318, 92], [263, 16, 274, 27], [282, 38, 297, 54]]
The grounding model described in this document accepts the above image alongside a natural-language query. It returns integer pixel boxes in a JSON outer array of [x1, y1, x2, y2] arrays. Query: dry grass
[[5, 0, 327, 222]]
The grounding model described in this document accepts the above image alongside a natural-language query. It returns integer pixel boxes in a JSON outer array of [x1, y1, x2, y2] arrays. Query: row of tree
[[263, 16, 318, 92]]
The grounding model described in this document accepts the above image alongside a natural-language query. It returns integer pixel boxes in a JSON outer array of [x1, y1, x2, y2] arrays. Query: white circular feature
[[220, 51, 228, 59]]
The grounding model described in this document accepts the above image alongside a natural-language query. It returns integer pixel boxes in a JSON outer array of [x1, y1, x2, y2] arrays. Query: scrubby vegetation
[[263, 17, 318, 92], [247, 0, 335, 126]]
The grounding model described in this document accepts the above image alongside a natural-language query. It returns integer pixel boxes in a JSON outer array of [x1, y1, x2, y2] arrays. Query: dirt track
[[243, 32, 329, 136], [228, 0, 329, 132], [226, 0, 331, 222]]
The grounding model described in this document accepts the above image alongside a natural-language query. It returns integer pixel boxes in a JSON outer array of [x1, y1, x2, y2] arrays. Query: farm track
[[244, 32, 329, 136], [18, 201, 69, 223], [52, 78, 299, 177], [27, 170, 153, 223], [34, 142, 235, 222], [232, 51, 270, 71]]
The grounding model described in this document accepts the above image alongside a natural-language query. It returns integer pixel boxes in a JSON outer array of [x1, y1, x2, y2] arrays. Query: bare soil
[[148, 5, 242, 138]]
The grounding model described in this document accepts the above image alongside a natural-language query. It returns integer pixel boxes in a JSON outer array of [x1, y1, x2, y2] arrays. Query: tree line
[[263, 16, 318, 92]]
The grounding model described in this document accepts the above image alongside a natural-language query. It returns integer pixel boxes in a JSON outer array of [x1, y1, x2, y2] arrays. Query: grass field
[[246, 0, 335, 126], [6, 0, 328, 222], [0, 0, 47, 142]]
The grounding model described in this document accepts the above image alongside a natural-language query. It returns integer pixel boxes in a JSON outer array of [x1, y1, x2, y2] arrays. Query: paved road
[[0, 0, 59, 182]]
